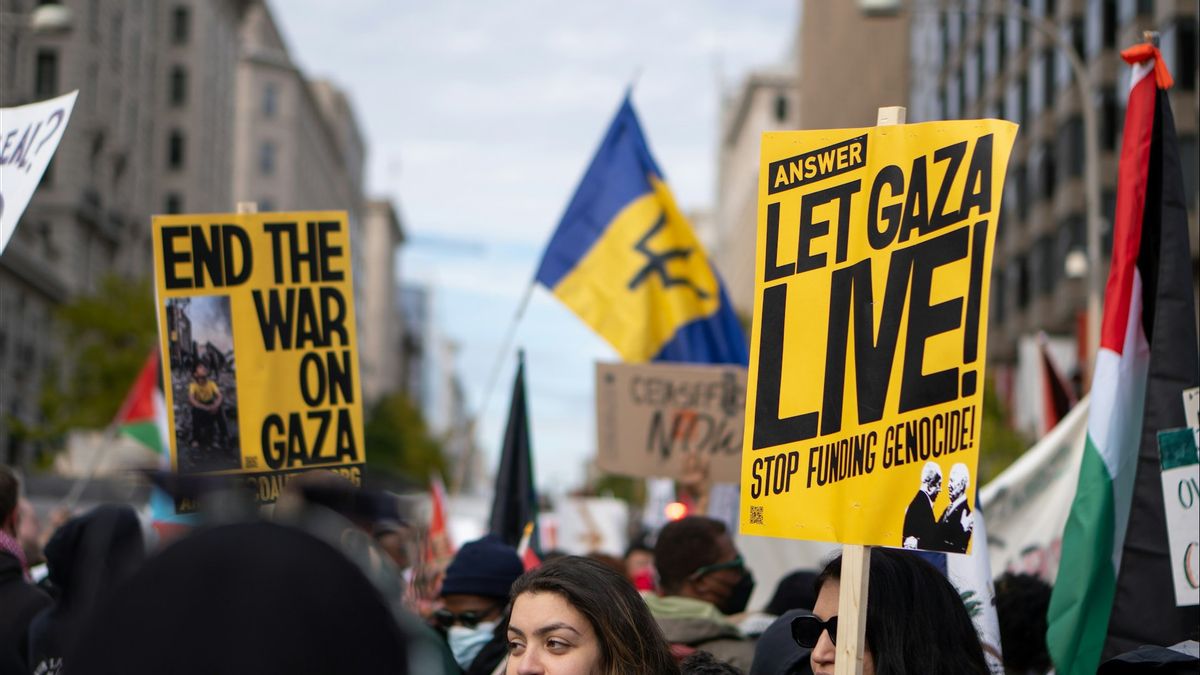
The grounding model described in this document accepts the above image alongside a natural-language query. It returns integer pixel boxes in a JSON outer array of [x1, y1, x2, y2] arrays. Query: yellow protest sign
[[152, 212, 364, 510], [741, 121, 1017, 552]]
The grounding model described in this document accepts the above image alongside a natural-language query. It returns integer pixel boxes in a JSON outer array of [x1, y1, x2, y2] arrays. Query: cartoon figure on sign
[[902, 462, 942, 549], [188, 364, 228, 450], [938, 463, 974, 553]]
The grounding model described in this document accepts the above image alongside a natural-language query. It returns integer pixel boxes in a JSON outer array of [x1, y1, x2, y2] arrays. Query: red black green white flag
[[1046, 43, 1199, 674]]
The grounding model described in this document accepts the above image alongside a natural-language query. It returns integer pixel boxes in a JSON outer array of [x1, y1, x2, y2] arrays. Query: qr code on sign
[[750, 506, 764, 525]]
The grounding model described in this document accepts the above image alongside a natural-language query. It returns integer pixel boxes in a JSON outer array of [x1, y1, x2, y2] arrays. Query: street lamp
[[896, 0, 1105, 386]]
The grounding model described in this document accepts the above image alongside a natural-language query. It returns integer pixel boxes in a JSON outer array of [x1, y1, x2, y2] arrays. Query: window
[[171, 6, 190, 44], [1100, 89, 1120, 151], [34, 49, 58, 99], [1041, 145, 1060, 200], [1164, 19, 1197, 91], [1038, 235, 1057, 295], [1059, 116, 1084, 179], [165, 193, 183, 214], [167, 130, 185, 170], [1016, 255, 1031, 308], [262, 82, 278, 118], [1180, 136, 1198, 209], [997, 19, 1007, 71], [1042, 48, 1055, 110], [992, 271, 1007, 324], [774, 94, 789, 123], [975, 43, 985, 100], [1018, 74, 1029, 124], [169, 65, 187, 106], [259, 141, 276, 176], [1013, 163, 1028, 221], [1102, 0, 1117, 49]]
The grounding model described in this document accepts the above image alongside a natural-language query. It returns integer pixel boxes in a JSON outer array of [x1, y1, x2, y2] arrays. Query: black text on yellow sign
[[153, 212, 365, 508], [741, 121, 1017, 550]]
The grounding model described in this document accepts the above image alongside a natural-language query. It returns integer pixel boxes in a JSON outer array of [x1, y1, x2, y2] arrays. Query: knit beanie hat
[[440, 535, 523, 600]]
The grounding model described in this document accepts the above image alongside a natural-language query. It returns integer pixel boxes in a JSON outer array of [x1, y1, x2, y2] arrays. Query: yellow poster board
[[152, 211, 364, 510], [740, 121, 1017, 552]]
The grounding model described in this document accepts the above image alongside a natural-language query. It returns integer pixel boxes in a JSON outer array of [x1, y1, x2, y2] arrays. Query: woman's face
[[506, 591, 602, 675], [809, 580, 875, 675]]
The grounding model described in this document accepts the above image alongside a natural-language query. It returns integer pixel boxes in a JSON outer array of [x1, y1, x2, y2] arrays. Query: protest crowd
[[0, 463, 1012, 675], [2, 14, 1198, 675]]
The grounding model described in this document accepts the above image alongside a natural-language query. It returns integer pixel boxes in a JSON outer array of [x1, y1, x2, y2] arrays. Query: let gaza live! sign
[[152, 212, 365, 511], [740, 120, 1017, 553]]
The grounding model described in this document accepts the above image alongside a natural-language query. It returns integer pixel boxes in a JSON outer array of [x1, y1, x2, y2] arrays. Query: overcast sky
[[271, 0, 798, 493]]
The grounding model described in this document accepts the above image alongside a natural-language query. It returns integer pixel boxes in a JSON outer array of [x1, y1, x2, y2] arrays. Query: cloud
[[268, 0, 796, 491]]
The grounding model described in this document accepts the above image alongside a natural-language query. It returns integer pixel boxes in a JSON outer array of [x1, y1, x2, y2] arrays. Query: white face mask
[[447, 621, 498, 669]]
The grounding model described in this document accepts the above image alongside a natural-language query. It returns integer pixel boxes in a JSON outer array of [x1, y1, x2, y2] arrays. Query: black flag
[[488, 351, 538, 550], [1102, 60, 1200, 658]]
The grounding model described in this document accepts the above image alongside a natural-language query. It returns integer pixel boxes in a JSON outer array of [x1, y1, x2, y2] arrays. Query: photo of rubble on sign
[[164, 296, 241, 473]]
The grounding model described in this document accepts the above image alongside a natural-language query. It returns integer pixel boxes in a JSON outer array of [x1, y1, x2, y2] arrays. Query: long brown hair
[[509, 556, 680, 675]]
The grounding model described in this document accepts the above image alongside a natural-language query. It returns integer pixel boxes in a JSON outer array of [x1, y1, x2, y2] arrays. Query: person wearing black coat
[[27, 504, 146, 674], [0, 466, 51, 675]]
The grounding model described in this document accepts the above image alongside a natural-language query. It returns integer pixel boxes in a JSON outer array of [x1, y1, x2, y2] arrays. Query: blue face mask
[[447, 621, 498, 669]]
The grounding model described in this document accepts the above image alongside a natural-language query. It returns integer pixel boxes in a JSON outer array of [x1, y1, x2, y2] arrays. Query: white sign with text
[[0, 90, 78, 253]]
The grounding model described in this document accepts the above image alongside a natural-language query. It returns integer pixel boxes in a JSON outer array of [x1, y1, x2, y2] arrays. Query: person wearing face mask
[[646, 516, 757, 671], [436, 535, 525, 675]]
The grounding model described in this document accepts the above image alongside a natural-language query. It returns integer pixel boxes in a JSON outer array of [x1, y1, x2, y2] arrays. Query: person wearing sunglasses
[[437, 535, 525, 674], [647, 516, 758, 672], [801, 548, 989, 675]]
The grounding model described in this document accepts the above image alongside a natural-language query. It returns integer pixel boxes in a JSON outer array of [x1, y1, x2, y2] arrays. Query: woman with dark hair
[[795, 548, 988, 675], [505, 556, 680, 675]]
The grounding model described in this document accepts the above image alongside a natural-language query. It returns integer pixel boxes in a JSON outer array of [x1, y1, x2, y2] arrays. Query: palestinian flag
[[115, 350, 168, 455], [116, 350, 195, 533], [1046, 44, 1199, 674]]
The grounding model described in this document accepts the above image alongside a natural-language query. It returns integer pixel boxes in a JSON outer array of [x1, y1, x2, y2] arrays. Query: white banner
[[979, 396, 1089, 583], [0, 90, 78, 253]]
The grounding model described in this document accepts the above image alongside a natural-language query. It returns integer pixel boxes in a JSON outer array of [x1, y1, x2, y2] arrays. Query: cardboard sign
[[0, 90, 78, 253], [1158, 428, 1200, 606], [152, 212, 365, 510], [741, 120, 1017, 551], [595, 362, 746, 482]]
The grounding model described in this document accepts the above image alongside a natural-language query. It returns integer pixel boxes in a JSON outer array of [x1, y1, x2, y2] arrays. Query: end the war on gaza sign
[[740, 120, 1017, 553], [152, 212, 364, 511]]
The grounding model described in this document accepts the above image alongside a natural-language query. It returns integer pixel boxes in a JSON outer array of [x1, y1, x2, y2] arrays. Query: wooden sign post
[[832, 105, 906, 675]]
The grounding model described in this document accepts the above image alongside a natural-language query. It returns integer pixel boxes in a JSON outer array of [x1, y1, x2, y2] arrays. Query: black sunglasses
[[433, 605, 500, 629], [791, 614, 837, 648]]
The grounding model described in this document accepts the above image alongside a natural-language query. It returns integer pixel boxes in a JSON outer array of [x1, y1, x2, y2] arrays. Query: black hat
[[749, 609, 813, 675], [440, 535, 523, 600]]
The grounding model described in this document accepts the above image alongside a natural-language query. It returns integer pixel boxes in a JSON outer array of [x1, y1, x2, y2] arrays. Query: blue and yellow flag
[[535, 96, 747, 364]]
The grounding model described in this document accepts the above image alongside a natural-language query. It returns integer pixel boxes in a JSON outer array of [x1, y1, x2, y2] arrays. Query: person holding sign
[[797, 548, 988, 675]]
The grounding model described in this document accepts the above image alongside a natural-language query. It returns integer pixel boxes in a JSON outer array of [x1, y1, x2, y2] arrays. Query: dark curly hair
[[509, 556, 680, 675]]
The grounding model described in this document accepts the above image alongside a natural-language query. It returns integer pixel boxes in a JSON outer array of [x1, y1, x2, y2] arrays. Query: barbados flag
[[535, 95, 747, 365]]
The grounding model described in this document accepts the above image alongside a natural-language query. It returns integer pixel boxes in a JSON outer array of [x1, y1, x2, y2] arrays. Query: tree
[[364, 392, 448, 484], [26, 275, 158, 445]]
